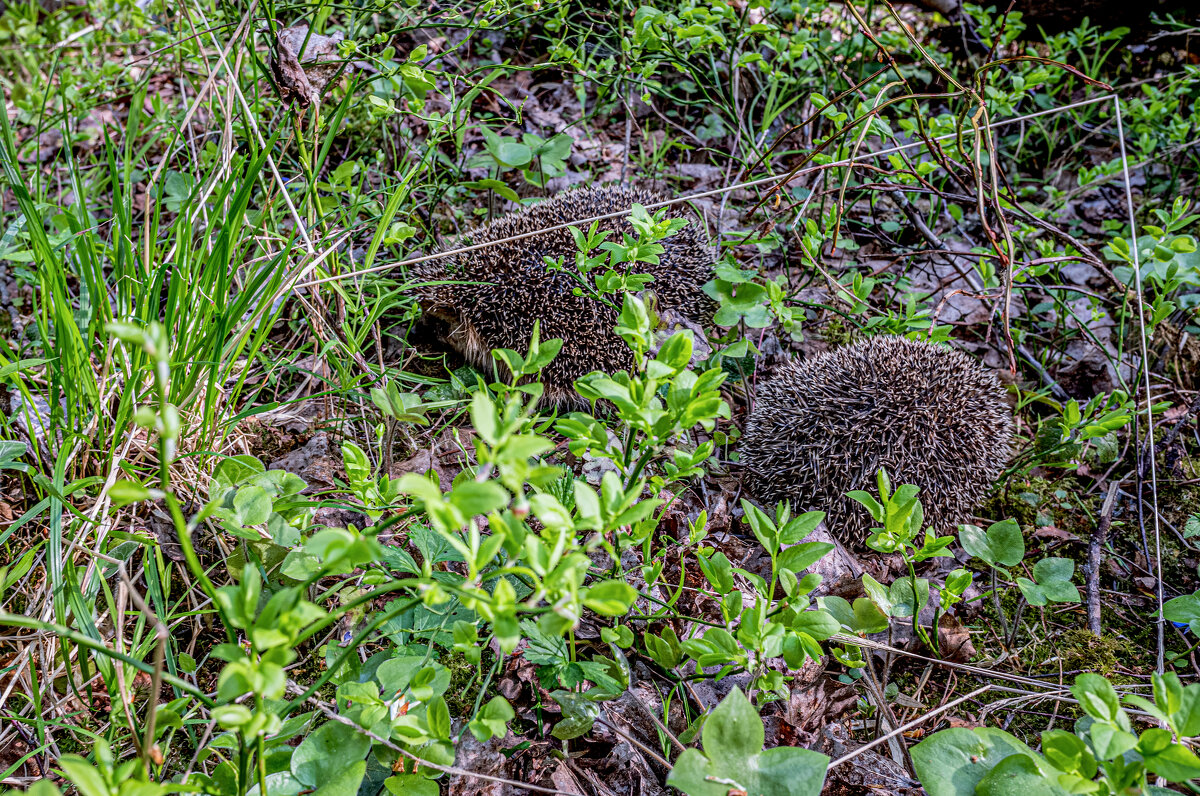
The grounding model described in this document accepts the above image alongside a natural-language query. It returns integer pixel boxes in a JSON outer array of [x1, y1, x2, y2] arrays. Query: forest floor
[[1, 0, 1199, 794]]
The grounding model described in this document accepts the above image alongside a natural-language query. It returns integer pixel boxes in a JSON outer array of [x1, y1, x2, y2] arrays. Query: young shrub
[[740, 335, 1013, 541]]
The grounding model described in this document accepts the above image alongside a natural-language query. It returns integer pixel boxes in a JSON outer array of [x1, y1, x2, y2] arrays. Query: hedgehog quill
[[411, 185, 714, 407], [740, 336, 1014, 542]]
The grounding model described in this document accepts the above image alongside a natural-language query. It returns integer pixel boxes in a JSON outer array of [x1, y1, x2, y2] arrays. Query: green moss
[[822, 316, 852, 347], [1054, 629, 1136, 682], [443, 647, 496, 718], [980, 476, 1104, 537]]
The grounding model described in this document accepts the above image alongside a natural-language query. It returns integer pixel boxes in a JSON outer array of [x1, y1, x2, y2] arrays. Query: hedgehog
[[410, 185, 714, 407], [739, 335, 1013, 542]]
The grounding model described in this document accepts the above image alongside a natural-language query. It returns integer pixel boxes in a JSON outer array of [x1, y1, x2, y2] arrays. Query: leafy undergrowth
[[0, 0, 1199, 794]]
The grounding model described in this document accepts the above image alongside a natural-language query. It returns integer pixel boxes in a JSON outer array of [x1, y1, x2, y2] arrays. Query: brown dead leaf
[[448, 732, 510, 796], [270, 23, 350, 107], [1135, 576, 1159, 594], [820, 723, 918, 792], [936, 613, 977, 663], [550, 761, 593, 795], [1034, 524, 1078, 542], [945, 714, 985, 728], [145, 499, 203, 562], [267, 432, 340, 489]]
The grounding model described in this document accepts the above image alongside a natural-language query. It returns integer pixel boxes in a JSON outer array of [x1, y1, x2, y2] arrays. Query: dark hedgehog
[[411, 185, 714, 406], [740, 336, 1013, 542]]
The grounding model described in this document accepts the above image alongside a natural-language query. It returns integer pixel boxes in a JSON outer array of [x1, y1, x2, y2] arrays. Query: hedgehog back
[[740, 336, 1013, 541], [413, 186, 713, 405]]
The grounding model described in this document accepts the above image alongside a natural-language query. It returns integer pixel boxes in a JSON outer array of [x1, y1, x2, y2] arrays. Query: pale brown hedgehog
[[411, 185, 714, 406], [740, 336, 1013, 542]]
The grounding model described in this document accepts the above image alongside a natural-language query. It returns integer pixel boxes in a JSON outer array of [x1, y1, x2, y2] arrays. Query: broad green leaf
[[958, 519, 1024, 568], [246, 772, 306, 796], [291, 720, 371, 788], [666, 688, 828, 796], [778, 542, 834, 574], [1086, 722, 1137, 761], [790, 609, 840, 641], [448, 480, 509, 516], [818, 595, 889, 635], [383, 775, 438, 796], [1139, 728, 1200, 782], [426, 695, 451, 739], [550, 690, 600, 740], [469, 696, 515, 742], [779, 511, 825, 545], [1163, 592, 1200, 635], [911, 727, 1044, 796], [108, 479, 151, 507], [888, 577, 928, 619], [55, 756, 109, 796], [311, 760, 366, 796], [1017, 558, 1080, 607], [1071, 673, 1127, 727], [975, 754, 1070, 796], [583, 580, 638, 616], [233, 485, 273, 526], [1040, 729, 1096, 778]]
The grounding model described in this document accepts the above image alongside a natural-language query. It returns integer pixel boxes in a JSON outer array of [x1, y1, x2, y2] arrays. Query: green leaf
[[1071, 673, 1125, 725], [448, 480, 509, 516], [247, 771, 306, 796], [602, 624, 635, 648], [583, 580, 638, 616], [1087, 722, 1137, 761], [519, 619, 569, 665], [469, 696, 515, 742], [790, 609, 840, 641], [426, 695, 452, 739], [958, 519, 1024, 568], [233, 485, 273, 526], [846, 490, 884, 522], [888, 577, 928, 619], [384, 774, 438, 796], [778, 542, 834, 574], [1172, 681, 1200, 737], [779, 511, 824, 545], [911, 727, 1043, 796], [24, 780, 63, 796], [108, 479, 151, 507], [1164, 591, 1200, 635], [1017, 557, 1080, 607], [702, 687, 764, 768], [55, 755, 108, 796], [291, 720, 371, 788], [975, 754, 1070, 796], [666, 688, 828, 796], [818, 595, 889, 635], [697, 551, 734, 594], [656, 331, 693, 371], [644, 627, 683, 670], [470, 391, 500, 445], [1139, 728, 1200, 782], [550, 690, 600, 740], [0, 439, 29, 471], [463, 178, 521, 203], [861, 573, 894, 617], [311, 760, 366, 796], [1040, 729, 1095, 778]]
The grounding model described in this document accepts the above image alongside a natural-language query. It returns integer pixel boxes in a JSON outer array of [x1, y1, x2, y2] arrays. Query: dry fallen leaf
[[937, 613, 977, 663], [270, 23, 350, 106]]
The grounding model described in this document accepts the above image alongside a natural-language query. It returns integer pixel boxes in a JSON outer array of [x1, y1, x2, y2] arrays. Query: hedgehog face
[[410, 185, 715, 407], [740, 336, 1014, 542]]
